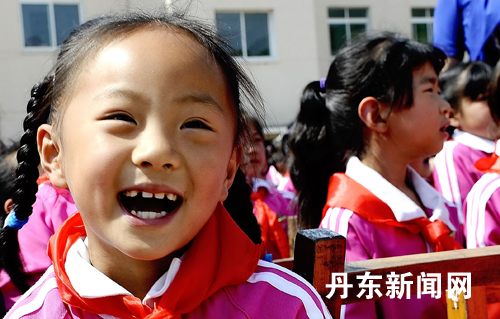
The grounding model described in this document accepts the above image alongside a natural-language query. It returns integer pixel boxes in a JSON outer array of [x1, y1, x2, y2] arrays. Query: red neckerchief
[[251, 189, 290, 259], [37, 172, 50, 185], [322, 173, 462, 252], [475, 147, 500, 174], [47, 203, 263, 318]]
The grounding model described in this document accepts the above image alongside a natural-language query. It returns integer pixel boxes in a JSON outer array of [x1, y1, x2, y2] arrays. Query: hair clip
[[320, 78, 326, 90], [3, 211, 28, 230]]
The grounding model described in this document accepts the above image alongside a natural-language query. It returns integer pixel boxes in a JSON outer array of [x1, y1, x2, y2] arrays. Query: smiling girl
[[3, 11, 330, 319]]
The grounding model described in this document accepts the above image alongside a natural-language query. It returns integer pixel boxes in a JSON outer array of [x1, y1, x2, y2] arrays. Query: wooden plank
[[336, 246, 500, 305], [274, 257, 294, 270], [447, 286, 488, 319]]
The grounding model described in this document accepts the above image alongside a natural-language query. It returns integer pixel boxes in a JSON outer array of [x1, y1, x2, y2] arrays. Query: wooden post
[[293, 229, 346, 319], [447, 286, 488, 319]]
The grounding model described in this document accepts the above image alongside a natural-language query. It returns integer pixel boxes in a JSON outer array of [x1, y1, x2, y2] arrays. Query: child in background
[[320, 34, 462, 319], [433, 62, 500, 231], [288, 80, 339, 230], [241, 116, 297, 258], [465, 61, 500, 248], [462, 61, 500, 319], [3, 10, 330, 318], [0, 140, 19, 317], [267, 132, 296, 196]]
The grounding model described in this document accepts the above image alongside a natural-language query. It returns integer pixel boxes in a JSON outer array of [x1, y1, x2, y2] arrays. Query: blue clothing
[[433, 0, 500, 62]]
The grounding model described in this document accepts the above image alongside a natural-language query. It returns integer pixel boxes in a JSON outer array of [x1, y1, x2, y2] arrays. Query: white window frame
[[328, 8, 369, 56], [215, 10, 277, 62], [19, 0, 84, 52], [411, 8, 434, 43]]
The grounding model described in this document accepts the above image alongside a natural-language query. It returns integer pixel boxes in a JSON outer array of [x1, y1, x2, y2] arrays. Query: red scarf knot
[[324, 173, 462, 252], [48, 203, 262, 318]]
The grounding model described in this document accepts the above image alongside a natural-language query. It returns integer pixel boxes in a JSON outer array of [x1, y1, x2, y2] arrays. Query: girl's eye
[[182, 120, 211, 130], [104, 113, 136, 124]]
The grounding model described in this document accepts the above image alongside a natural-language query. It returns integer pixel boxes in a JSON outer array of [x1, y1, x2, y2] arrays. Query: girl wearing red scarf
[[318, 35, 463, 319], [3, 11, 330, 319]]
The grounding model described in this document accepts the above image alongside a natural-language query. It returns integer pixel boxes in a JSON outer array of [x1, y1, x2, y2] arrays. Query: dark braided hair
[[0, 9, 264, 294], [0, 77, 53, 293]]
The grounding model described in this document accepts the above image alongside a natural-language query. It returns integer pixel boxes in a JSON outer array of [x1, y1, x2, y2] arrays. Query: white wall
[[0, 0, 438, 140]]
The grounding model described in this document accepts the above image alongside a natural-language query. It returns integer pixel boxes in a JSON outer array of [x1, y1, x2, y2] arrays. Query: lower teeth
[[130, 210, 167, 219]]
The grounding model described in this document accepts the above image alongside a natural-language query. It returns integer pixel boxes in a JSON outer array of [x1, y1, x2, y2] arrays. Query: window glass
[[349, 9, 367, 18], [412, 9, 426, 17], [328, 9, 344, 18], [330, 24, 347, 54], [328, 8, 368, 55], [22, 4, 50, 46], [216, 11, 271, 58], [413, 24, 428, 43], [216, 12, 242, 56], [350, 24, 366, 40], [245, 13, 269, 56], [54, 4, 80, 45], [411, 8, 433, 43]]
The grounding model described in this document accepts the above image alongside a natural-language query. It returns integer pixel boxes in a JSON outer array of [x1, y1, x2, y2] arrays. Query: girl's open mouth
[[119, 190, 183, 219]]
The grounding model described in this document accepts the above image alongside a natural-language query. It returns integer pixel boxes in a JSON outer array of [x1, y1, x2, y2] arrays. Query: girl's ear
[[4, 198, 13, 214], [37, 124, 68, 189], [358, 97, 391, 133], [219, 146, 242, 202]]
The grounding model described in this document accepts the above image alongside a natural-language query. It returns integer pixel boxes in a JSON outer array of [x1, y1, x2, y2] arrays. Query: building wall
[[0, 0, 437, 140]]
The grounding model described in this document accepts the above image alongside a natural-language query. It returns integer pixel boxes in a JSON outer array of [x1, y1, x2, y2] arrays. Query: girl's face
[[40, 29, 239, 266], [240, 122, 268, 181], [386, 61, 451, 160], [450, 98, 500, 141]]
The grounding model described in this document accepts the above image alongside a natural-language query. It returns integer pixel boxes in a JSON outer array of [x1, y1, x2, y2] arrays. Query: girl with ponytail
[[320, 33, 461, 319], [4, 9, 330, 319]]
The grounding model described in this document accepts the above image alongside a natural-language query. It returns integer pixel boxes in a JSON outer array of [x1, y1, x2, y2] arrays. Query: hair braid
[[0, 75, 53, 293]]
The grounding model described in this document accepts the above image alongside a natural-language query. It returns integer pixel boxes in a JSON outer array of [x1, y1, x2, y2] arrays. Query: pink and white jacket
[[465, 140, 500, 248], [0, 181, 77, 310], [433, 130, 495, 226], [6, 205, 331, 319], [320, 157, 461, 319]]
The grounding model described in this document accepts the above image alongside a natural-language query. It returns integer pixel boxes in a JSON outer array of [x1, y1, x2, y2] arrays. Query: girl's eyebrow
[[418, 76, 438, 86], [93, 89, 224, 114], [93, 88, 150, 104], [177, 93, 225, 114]]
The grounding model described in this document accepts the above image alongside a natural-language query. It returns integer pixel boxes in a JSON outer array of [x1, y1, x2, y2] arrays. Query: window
[[412, 8, 434, 43], [216, 11, 272, 58], [21, 1, 81, 48], [328, 8, 368, 55]]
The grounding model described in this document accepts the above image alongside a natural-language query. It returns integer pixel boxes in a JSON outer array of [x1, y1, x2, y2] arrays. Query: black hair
[[289, 81, 338, 229], [440, 62, 492, 112], [223, 169, 261, 244], [325, 32, 446, 171], [491, 61, 500, 122], [0, 9, 264, 293]]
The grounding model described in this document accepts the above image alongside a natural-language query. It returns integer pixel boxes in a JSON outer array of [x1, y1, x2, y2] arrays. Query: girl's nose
[[440, 96, 452, 115], [131, 127, 180, 170]]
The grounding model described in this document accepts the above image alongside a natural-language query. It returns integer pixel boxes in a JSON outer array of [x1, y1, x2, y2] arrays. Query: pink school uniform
[[6, 205, 331, 319], [266, 165, 297, 197], [465, 140, 500, 248], [0, 181, 77, 310], [251, 177, 297, 235], [433, 130, 495, 226], [320, 157, 462, 319]]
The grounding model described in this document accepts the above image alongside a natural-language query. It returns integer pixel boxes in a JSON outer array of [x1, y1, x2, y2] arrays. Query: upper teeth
[[124, 190, 178, 201]]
